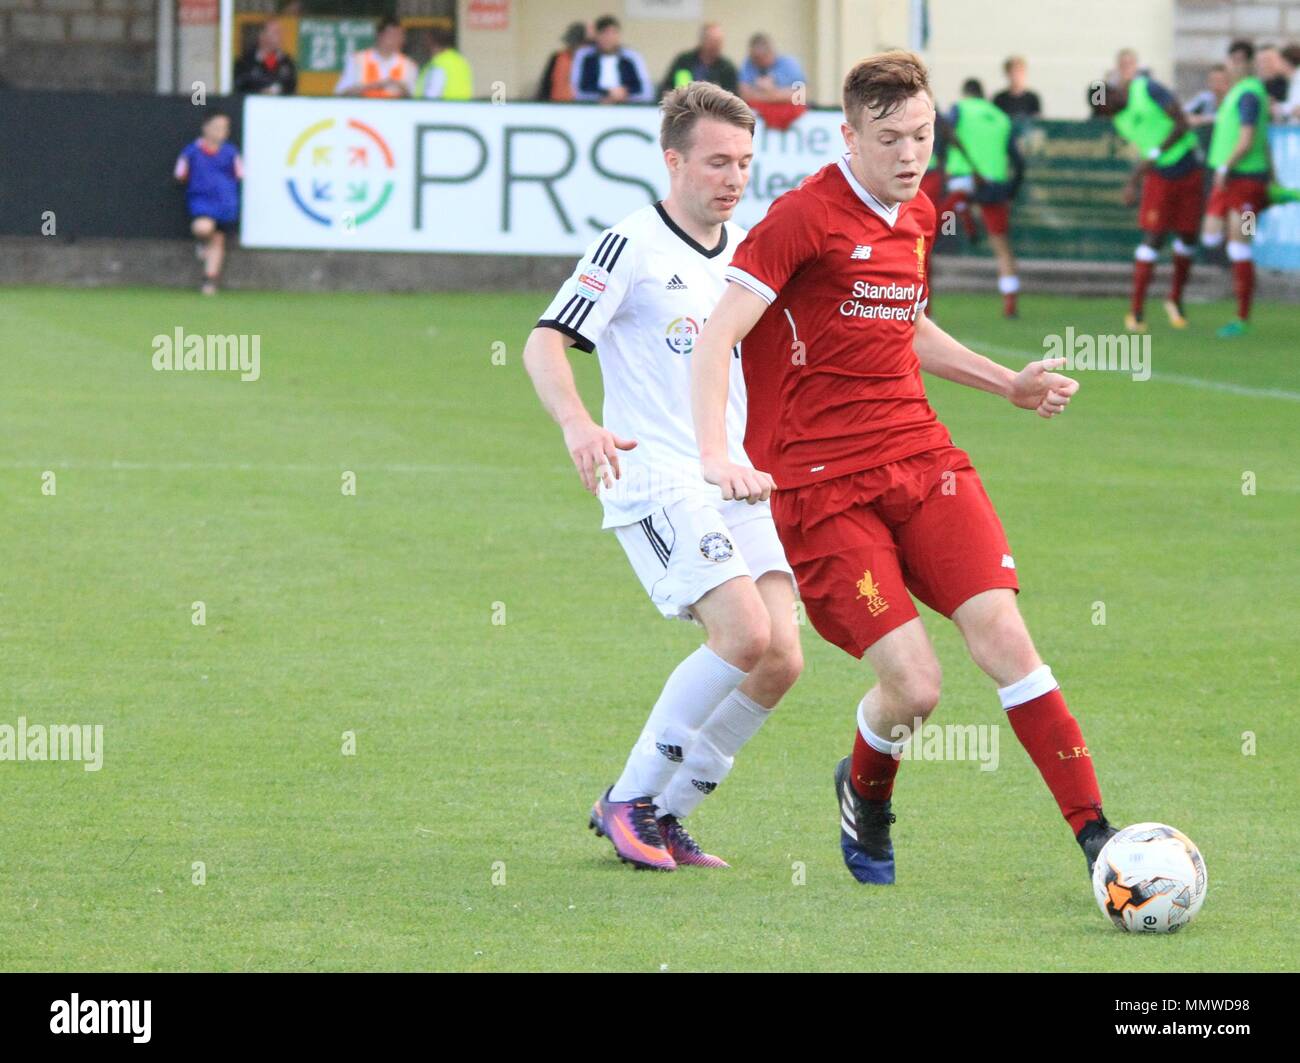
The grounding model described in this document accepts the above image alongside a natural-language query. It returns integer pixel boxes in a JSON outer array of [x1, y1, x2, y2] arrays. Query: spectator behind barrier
[[173, 112, 242, 297], [538, 22, 588, 101], [1263, 44, 1300, 121], [573, 15, 654, 103], [993, 56, 1042, 119], [1257, 44, 1289, 103], [335, 17, 417, 98], [419, 26, 473, 99], [233, 17, 297, 96], [738, 32, 805, 103], [1186, 64, 1229, 126], [661, 22, 738, 96]]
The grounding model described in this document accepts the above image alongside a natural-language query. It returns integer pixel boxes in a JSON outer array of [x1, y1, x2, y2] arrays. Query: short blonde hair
[[659, 81, 755, 153], [842, 50, 932, 127]]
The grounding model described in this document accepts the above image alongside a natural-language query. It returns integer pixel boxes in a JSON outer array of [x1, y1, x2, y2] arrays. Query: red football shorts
[[1204, 175, 1269, 219], [977, 201, 1011, 236], [1139, 168, 1205, 235], [772, 446, 1019, 658], [920, 169, 944, 217]]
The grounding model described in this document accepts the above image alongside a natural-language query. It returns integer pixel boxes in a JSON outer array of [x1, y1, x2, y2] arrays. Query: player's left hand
[[1009, 358, 1078, 418]]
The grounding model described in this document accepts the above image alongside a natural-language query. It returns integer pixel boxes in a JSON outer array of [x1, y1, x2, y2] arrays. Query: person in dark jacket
[[538, 21, 588, 101], [233, 18, 297, 96], [992, 55, 1041, 119], [660, 22, 738, 96], [573, 15, 654, 103]]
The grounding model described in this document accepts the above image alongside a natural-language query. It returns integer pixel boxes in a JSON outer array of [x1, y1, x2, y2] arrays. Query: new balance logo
[[656, 742, 684, 762], [665, 274, 688, 290], [1001, 554, 1016, 569], [691, 779, 718, 794], [851, 245, 873, 260]]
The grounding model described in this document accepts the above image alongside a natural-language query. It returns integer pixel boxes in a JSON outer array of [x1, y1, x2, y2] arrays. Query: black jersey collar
[[654, 201, 729, 258]]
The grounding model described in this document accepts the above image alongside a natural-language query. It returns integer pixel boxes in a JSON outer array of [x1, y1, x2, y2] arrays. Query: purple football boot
[[658, 814, 730, 868], [588, 789, 676, 871]]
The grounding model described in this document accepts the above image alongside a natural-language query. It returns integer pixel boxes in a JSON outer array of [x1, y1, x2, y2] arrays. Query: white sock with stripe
[[656, 688, 771, 818], [608, 645, 747, 802]]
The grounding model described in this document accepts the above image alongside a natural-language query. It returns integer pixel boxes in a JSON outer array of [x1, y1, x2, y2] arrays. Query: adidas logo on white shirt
[[665, 274, 688, 290]]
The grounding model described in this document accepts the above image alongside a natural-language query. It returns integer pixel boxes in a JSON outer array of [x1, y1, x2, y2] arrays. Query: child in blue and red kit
[[174, 112, 243, 295]]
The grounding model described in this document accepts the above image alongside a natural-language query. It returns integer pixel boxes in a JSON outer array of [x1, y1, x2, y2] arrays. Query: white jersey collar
[[836, 155, 900, 228]]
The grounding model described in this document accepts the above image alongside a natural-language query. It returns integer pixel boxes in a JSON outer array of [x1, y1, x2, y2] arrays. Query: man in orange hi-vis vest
[[335, 17, 417, 98]]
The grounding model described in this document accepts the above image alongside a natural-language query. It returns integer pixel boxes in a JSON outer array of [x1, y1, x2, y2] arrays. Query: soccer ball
[[1092, 822, 1208, 933]]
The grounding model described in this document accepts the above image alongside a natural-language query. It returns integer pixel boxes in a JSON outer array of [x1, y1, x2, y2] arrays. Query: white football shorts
[[613, 494, 795, 622]]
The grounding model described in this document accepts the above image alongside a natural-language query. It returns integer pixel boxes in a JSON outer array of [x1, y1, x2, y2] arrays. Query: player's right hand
[[562, 418, 637, 496], [701, 457, 776, 505]]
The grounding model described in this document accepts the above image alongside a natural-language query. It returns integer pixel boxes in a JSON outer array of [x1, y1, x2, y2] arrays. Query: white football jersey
[[538, 202, 752, 529]]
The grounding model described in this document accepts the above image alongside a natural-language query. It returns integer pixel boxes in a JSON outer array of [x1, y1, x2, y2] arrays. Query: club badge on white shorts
[[698, 532, 734, 562]]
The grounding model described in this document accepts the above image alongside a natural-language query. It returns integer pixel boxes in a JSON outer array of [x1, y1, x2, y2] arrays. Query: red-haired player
[[690, 51, 1116, 886]]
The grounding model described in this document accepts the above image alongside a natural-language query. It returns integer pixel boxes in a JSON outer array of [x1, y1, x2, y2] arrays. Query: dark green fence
[[945, 119, 1152, 262]]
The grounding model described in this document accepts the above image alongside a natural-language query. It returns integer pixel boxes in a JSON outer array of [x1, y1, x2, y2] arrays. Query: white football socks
[[657, 688, 771, 819], [608, 644, 747, 802]]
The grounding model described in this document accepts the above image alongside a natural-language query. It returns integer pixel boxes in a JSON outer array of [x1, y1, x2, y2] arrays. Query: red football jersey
[[727, 156, 952, 489]]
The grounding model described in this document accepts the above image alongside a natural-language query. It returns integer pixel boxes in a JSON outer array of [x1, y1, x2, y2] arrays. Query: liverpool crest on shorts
[[698, 532, 734, 562]]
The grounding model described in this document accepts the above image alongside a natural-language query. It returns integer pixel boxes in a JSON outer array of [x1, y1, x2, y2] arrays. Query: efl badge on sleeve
[[576, 265, 610, 301]]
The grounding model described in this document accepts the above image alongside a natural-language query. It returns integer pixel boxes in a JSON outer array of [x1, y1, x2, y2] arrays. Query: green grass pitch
[[1, 285, 1296, 972]]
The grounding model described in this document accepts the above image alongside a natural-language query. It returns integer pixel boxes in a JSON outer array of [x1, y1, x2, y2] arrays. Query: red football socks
[[1170, 253, 1192, 307], [1131, 260, 1155, 317], [1232, 259, 1255, 322], [1005, 685, 1103, 835], [850, 725, 900, 802]]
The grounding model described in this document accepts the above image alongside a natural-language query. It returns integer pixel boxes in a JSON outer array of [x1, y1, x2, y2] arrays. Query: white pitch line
[[1140, 372, 1300, 403], [959, 337, 1300, 403], [0, 461, 499, 474]]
